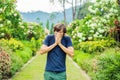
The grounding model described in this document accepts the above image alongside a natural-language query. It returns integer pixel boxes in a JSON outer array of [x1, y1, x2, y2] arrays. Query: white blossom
[[1, 33, 5, 36], [101, 8, 104, 11], [95, 8, 99, 12], [0, 8, 2, 12], [99, 35, 102, 38], [74, 33, 77, 36], [109, 13, 114, 17], [98, 28, 104, 33], [68, 23, 72, 27], [79, 39, 82, 42], [19, 18, 21, 21], [73, 36, 75, 39], [109, 8, 114, 13], [88, 6, 94, 13], [72, 31, 74, 34], [94, 3, 99, 7], [96, 32, 99, 35], [88, 37, 93, 40], [93, 34, 98, 37], [98, 23, 101, 26], [19, 22, 22, 25], [90, 23, 97, 27], [77, 33, 82, 38], [91, 26, 95, 29], [28, 26, 33, 29], [102, 19, 107, 23], [20, 26, 24, 29], [82, 37, 86, 41], [105, 14, 110, 19], [99, 1, 103, 5], [0, 18, 2, 21], [90, 30, 94, 33], [85, 22, 89, 25], [75, 27, 79, 30], [0, 24, 3, 27], [114, 10, 118, 13], [33, 31, 36, 34], [7, 20, 11, 24], [14, 13, 17, 16], [27, 30, 31, 34]]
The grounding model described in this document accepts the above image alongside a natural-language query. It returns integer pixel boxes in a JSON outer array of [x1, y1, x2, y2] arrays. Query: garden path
[[11, 54, 91, 80]]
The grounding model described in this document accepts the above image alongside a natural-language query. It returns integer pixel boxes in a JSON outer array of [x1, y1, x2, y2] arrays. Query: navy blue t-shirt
[[43, 34, 73, 72]]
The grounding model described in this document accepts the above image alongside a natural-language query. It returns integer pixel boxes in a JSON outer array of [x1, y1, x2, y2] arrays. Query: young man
[[39, 23, 74, 80]]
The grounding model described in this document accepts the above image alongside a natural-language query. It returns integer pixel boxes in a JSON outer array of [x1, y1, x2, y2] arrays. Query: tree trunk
[[72, 0, 74, 21], [63, 0, 66, 25], [77, 0, 82, 19], [74, 0, 77, 20]]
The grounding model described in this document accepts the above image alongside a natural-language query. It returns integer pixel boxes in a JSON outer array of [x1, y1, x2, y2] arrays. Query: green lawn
[[11, 54, 90, 80]]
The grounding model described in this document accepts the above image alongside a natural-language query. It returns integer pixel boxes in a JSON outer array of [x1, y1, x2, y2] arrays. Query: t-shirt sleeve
[[66, 36, 73, 47], [43, 35, 50, 46]]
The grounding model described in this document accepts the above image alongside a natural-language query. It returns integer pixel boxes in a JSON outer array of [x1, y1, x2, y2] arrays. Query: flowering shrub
[[14, 22, 44, 40], [0, 0, 45, 40], [79, 39, 116, 54], [0, 39, 33, 77], [0, 0, 45, 78], [0, 0, 22, 39], [0, 38, 24, 51], [0, 48, 11, 79], [68, 0, 120, 48], [74, 48, 120, 80], [88, 0, 119, 15], [92, 52, 120, 80], [68, 16, 108, 47]]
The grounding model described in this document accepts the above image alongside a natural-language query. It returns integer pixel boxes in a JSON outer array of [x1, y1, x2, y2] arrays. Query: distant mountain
[[20, 1, 93, 27], [20, 8, 72, 27]]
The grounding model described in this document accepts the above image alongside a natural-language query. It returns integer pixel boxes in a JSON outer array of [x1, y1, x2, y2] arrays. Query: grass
[[11, 54, 45, 80], [11, 54, 90, 80]]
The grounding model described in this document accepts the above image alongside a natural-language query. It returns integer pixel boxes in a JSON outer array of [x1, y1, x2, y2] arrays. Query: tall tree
[[50, 0, 66, 24], [69, 0, 76, 20], [46, 19, 50, 30], [66, 0, 80, 20]]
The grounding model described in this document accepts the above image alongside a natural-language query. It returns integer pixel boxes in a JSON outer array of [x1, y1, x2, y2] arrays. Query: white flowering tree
[[0, 0, 44, 40], [0, 0, 22, 39], [67, 0, 120, 47]]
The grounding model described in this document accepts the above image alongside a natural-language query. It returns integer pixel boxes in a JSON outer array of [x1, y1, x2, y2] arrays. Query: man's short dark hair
[[53, 23, 67, 34]]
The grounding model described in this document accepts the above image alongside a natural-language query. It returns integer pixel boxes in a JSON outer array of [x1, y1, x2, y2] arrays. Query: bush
[[0, 38, 24, 51], [0, 48, 11, 79], [74, 48, 120, 80], [73, 50, 93, 72], [21, 37, 42, 56], [15, 47, 32, 63], [10, 52, 24, 76], [93, 53, 120, 80], [0, 39, 34, 78], [79, 39, 116, 54]]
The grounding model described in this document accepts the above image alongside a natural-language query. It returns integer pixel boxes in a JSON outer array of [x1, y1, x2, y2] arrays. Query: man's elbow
[[70, 53, 74, 57], [69, 51, 74, 57], [39, 50, 46, 55]]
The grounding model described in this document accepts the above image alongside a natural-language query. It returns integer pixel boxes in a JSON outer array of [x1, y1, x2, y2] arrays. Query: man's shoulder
[[64, 35, 71, 39], [63, 35, 72, 42]]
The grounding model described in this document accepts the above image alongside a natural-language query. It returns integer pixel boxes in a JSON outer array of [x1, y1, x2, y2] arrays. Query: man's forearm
[[58, 43, 74, 57], [40, 43, 57, 54]]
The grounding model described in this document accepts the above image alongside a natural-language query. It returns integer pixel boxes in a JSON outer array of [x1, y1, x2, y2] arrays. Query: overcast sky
[[16, 0, 95, 13], [16, 0, 71, 13]]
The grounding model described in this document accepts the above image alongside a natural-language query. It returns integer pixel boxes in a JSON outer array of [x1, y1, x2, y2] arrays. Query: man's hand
[[55, 32, 62, 44]]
